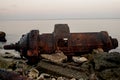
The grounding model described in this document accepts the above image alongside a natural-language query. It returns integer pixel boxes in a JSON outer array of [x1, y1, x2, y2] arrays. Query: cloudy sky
[[0, 0, 120, 20]]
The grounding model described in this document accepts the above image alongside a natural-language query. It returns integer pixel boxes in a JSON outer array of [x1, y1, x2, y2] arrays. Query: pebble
[[72, 56, 88, 63], [70, 78, 76, 80], [28, 68, 39, 79], [57, 77, 64, 80], [51, 78, 56, 80], [92, 48, 104, 54]]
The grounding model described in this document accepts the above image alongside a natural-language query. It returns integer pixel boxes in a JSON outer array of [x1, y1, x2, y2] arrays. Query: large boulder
[[80, 51, 120, 80], [0, 31, 7, 42], [98, 68, 120, 80], [93, 52, 120, 70], [91, 52, 120, 80]]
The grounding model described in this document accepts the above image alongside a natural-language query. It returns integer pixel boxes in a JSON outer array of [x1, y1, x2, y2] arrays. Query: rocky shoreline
[[0, 47, 120, 80]]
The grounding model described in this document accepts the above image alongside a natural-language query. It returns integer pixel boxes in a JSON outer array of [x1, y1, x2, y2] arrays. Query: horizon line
[[0, 18, 120, 21]]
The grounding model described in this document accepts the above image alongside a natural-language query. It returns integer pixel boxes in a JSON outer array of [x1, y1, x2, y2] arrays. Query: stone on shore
[[0, 57, 12, 69], [1, 52, 15, 58], [28, 68, 39, 79], [72, 56, 88, 63], [93, 52, 120, 70], [92, 48, 104, 54], [89, 52, 120, 80], [37, 73, 50, 80], [41, 52, 67, 63], [0, 31, 7, 42]]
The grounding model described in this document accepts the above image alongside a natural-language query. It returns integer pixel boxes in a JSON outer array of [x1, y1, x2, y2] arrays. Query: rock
[[98, 68, 120, 80], [79, 52, 120, 80], [40, 73, 50, 78], [0, 31, 7, 42], [16, 61, 26, 68], [37, 73, 50, 80], [78, 78, 84, 80], [0, 69, 33, 80], [41, 52, 67, 63], [90, 52, 120, 79], [0, 57, 13, 69], [51, 78, 56, 80], [28, 68, 39, 79], [92, 48, 104, 54], [8, 61, 17, 70], [37, 75, 44, 80], [13, 55, 23, 59], [80, 61, 94, 74], [70, 78, 76, 80], [89, 73, 98, 80], [0, 56, 14, 69], [7, 69, 13, 71], [15, 68, 24, 75], [72, 56, 88, 63], [0, 42, 3, 49], [57, 77, 64, 80], [1, 52, 15, 58], [93, 52, 120, 70]]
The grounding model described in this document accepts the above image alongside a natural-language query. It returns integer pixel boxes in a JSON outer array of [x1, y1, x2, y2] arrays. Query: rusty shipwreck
[[4, 24, 118, 63]]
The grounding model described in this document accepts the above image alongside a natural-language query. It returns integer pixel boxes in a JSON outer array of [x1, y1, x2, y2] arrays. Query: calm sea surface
[[0, 19, 120, 52]]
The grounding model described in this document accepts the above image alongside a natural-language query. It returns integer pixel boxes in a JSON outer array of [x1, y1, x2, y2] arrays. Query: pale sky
[[0, 0, 120, 20]]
